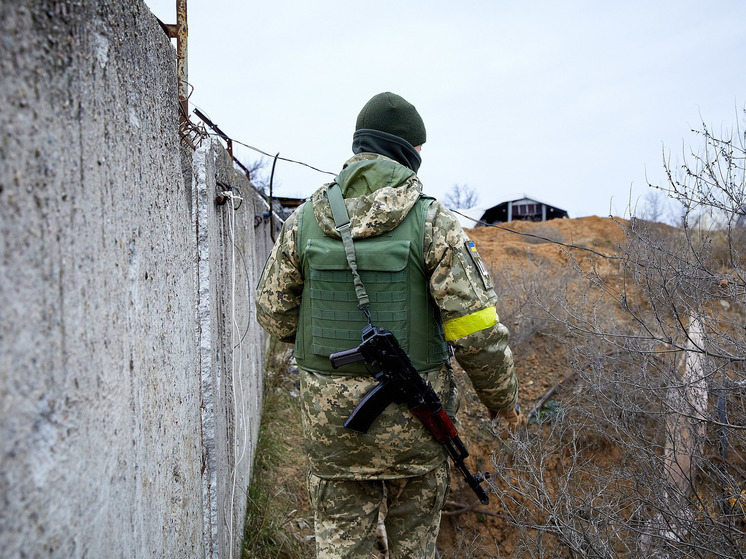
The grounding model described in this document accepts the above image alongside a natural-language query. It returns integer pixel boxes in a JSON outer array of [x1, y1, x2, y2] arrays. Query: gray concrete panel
[[0, 1, 277, 557]]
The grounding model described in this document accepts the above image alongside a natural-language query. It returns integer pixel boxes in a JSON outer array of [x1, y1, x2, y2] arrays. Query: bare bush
[[490, 113, 746, 558], [489, 251, 577, 354]]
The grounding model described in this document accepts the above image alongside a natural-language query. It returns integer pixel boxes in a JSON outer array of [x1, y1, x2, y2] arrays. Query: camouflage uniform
[[256, 153, 517, 558], [308, 461, 450, 558]]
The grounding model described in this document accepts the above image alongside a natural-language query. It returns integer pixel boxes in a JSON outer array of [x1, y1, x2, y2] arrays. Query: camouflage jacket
[[256, 153, 518, 479]]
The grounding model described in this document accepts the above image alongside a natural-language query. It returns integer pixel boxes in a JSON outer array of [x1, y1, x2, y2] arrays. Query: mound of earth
[[436, 216, 628, 557]]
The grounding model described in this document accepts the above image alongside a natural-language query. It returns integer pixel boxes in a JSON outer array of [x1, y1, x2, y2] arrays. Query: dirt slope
[[436, 216, 628, 556]]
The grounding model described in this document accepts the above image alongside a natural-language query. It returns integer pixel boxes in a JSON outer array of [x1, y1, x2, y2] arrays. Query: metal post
[[176, 0, 188, 123], [156, 1, 189, 124]]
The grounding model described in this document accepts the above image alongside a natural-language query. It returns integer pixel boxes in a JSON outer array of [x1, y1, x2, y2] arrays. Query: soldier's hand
[[490, 405, 526, 438]]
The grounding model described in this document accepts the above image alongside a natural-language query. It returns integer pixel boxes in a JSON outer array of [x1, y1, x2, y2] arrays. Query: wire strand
[[194, 105, 617, 263], [450, 209, 620, 261], [224, 192, 250, 559], [220, 133, 336, 176], [191, 104, 336, 177]]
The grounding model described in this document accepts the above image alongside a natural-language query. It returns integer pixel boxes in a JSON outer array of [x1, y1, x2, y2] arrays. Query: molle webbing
[[294, 196, 448, 376], [326, 183, 370, 313]]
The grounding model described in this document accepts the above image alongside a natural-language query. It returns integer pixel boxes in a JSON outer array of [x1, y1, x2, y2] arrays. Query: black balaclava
[[353, 92, 426, 173]]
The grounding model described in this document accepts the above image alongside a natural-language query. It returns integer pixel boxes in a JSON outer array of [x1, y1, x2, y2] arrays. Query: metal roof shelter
[[455, 194, 569, 228]]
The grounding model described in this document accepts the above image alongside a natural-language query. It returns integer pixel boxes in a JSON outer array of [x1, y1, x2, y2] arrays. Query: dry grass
[[242, 340, 314, 559]]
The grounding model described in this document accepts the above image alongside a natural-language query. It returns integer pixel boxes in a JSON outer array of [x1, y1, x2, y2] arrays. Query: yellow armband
[[443, 306, 498, 341]]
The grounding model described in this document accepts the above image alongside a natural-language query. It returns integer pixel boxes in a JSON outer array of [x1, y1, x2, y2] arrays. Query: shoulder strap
[[326, 183, 371, 323], [295, 201, 306, 257]]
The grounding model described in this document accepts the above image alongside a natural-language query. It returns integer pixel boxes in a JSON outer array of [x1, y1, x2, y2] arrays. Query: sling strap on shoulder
[[326, 182, 372, 323]]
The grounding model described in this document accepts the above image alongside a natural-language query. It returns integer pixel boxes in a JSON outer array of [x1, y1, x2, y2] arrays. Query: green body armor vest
[[294, 197, 448, 375]]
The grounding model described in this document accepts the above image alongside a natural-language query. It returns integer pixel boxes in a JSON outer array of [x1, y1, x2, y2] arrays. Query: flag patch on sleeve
[[465, 241, 493, 290]]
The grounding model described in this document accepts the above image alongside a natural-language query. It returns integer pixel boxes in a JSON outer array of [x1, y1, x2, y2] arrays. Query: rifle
[[330, 324, 491, 505]]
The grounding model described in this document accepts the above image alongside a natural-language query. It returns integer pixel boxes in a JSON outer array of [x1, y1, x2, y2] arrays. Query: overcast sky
[[145, 0, 745, 219]]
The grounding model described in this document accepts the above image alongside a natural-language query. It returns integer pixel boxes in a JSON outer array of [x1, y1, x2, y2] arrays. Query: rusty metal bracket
[[193, 108, 255, 185], [216, 179, 243, 209]]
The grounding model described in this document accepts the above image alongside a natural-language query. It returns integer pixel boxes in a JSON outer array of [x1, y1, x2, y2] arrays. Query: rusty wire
[[193, 108, 262, 188], [227, 135, 336, 177], [178, 95, 208, 149], [191, 108, 336, 178]]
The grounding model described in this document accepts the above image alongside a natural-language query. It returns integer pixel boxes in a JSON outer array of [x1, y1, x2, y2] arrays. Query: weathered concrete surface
[[194, 139, 271, 558], [0, 1, 277, 557]]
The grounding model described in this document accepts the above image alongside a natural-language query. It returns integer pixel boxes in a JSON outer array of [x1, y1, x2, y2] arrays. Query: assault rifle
[[330, 324, 491, 505]]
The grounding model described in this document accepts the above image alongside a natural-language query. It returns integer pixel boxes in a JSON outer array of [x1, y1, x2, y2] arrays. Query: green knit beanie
[[355, 92, 426, 147]]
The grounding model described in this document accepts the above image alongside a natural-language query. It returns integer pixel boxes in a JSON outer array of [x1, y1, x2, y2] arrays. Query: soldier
[[256, 92, 521, 559]]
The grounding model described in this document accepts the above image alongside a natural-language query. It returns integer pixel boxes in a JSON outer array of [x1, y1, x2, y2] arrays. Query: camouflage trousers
[[308, 461, 450, 559]]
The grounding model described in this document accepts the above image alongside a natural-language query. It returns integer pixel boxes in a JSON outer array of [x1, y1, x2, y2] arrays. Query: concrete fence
[[0, 1, 278, 557]]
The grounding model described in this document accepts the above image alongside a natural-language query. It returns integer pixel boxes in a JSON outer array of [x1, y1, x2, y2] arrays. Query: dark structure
[[477, 195, 568, 225], [272, 196, 307, 221]]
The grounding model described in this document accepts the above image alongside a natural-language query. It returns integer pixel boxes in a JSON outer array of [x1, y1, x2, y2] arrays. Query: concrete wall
[[0, 1, 277, 557], [194, 140, 275, 557]]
